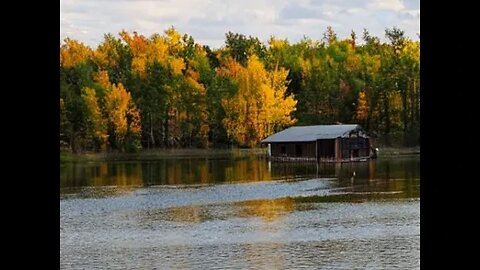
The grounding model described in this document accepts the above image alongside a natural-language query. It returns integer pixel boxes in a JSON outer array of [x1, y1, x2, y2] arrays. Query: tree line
[[60, 26, 419, 153]]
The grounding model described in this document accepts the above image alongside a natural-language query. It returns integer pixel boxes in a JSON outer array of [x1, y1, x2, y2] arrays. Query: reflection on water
[[238, 198, 296, 222], [61, 153, 419, 269], [61, 154, 419, 196], [135, 198, 303, 225]]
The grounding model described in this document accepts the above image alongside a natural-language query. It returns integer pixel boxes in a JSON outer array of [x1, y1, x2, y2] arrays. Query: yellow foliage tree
[[221, 56, 297, 147], [356, 90, 369, 122], [120, 30, 184, 78], [93, 70, 142, 150], [93, 35, 120, 69], [94, 70, 111, 90], [120, 31, 149, 77], [267, 67, 297, 132], [268, 37, 289, 50], [82, 87, 109, 150], [60, 38, 93, 67], [105, 83, 131, 145], [221, 60, 249, 146], [170, 58, 186, 75], [164, 26, 183, 55], [127, 104, 142, 136], [147, 36, 169, 64]]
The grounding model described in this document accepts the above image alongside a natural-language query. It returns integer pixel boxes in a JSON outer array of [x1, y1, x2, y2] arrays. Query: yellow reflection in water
[[237, 198, 294, 269], [225, 158, 272, 183], [238, 198, 295, 222], [91, 162, 144, 194]]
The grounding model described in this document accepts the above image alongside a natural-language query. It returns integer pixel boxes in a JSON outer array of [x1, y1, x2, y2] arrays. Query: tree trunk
[[383, 90, 391, 146], [410, 80, 415, 136], [149, 113, 155, 148], [402, 85, 408, 146], [164, 106, 169, 148]]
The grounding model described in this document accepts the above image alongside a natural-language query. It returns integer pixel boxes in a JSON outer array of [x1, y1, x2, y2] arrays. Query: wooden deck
[[269, 156, 372, 163]]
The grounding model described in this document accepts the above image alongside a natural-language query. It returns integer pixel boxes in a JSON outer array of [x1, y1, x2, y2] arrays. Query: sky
[[60, 0, 420, 49]]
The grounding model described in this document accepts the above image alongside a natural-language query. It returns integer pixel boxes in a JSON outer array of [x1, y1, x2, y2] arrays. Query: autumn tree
[[60, 38, 94, 68], [82, 87, 108, 151], [86, 70, 142, 152], [60, 38, 96, 152], [104, 81, 141, 151], [356, 90, 368, 124], [221, 56, 296, 147], [265, 37, 304, 96]]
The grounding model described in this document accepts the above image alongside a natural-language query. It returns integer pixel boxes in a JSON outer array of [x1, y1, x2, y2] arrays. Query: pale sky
[[60, 0, 420, 48]]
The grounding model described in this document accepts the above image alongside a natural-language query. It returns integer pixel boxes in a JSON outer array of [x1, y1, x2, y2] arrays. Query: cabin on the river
[[261, 124, 374, 162]]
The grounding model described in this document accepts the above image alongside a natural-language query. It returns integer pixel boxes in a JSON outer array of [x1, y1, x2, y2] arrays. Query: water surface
[[60, 152, 419, 269]]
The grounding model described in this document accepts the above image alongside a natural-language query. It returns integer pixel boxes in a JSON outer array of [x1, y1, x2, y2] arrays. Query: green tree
[[224, 32, 267, 66]]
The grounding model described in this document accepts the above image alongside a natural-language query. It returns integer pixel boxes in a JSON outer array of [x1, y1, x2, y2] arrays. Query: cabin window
[[295, 144, 302, 157]]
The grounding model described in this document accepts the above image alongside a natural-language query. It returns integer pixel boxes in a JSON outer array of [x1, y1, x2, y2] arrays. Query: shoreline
[[60, 146, 420, 163], [60, 147, 269, 162], [377, 146, 421, 156]]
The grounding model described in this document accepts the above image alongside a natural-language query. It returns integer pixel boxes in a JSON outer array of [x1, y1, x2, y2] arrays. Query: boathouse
[[261, 124, 372, 162]]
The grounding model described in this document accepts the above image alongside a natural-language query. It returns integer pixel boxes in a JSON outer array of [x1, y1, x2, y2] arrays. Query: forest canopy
[[60, 26, 419, 153]]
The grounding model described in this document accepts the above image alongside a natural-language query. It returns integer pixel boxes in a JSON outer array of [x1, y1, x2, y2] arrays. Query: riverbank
[[60, 147, 269, 162], [60, 146, 419, 163], [377, 146, 420, 156]]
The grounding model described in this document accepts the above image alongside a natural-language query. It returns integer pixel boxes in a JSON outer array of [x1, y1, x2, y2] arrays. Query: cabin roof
[[261, 124, 365, 143]]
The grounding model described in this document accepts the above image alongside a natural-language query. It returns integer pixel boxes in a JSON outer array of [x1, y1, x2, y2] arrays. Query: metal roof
[[261, 124, 364, 143]]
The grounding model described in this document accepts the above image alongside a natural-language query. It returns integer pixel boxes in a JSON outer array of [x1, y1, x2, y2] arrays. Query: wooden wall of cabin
[[271, 142, 316, 157], [317, 139, 335, 158], [340, 137, 371, 158], [269, 137, 371, 159], [335, 138, 341, 160]]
